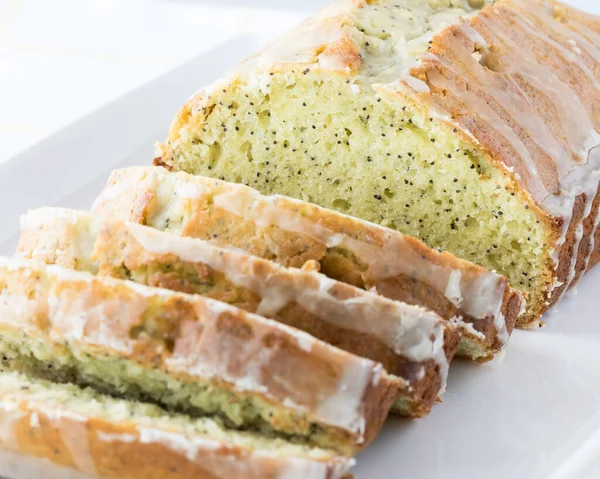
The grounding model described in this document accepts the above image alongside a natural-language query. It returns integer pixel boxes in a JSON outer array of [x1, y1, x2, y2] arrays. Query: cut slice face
[[0, 369, 353, 479]]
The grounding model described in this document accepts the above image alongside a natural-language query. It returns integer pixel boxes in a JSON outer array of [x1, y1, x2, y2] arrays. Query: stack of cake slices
[[2, 0, 599, 476], [0, 165, 521, 478]]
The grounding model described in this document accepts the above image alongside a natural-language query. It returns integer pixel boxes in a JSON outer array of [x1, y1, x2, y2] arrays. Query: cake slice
[[0, 257, 397, 455], [155, 0, 600, 327], [91, 166, 522, 362], [17, 207, 458, 418], [0, 370, 353, 479]]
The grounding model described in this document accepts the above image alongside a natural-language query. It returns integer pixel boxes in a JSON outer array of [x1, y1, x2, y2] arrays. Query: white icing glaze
[[91, 172, 156, 212], [176, 181, 207, 200], [315, 359, 376, 442], [0, 290, 46, 332], [45, 268, 144, 356], [29, 412, 39, 429], [355, 0, 485, 91], [20, 207, 81, 231], [139, 426, 351, 479], [97, 431, 137, 444], [460, 272, 508, 344], [138, 427, 222, 461], [196, 0, 356, 103], [276, 456, 355, 479], [0, 448, 98, 479], [0, 256, 44, 271], [444, 270, 463, 307], [0, 402, 23, 449]]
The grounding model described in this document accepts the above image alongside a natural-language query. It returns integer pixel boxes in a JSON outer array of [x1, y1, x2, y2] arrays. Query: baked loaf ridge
[[0, 257, 398, 455], [156, 0, 600, 327], [92, 166, 522, 362], [0, 370, 353, 479], [17, 207, 458, 418]]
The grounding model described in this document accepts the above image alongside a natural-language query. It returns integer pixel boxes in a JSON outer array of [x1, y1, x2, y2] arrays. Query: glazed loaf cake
[[92, 166, 522, 362], [156, 0, 600, 327], [0, 370, 353, 479], [0, 257, 398, 455], [17, 207, 458, 418]]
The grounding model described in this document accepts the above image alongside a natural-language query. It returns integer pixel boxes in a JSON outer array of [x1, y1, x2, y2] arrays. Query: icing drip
[[46, 267, 145, 355], [314, 361, 375, 442], [460, 272, 509, 344], [138, 427, 221, 462], [449, 315, 486, 340], [0, 403, 23, 450], [0, 449, 97, 479]]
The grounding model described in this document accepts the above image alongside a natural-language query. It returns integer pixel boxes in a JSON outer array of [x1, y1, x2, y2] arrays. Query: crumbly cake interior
[[165, 0, 552, 322], [0, 369, 336, 459]]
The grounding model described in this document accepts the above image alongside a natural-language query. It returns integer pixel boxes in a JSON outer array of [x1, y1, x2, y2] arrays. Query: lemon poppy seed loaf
[[156, 0, 600, 326]]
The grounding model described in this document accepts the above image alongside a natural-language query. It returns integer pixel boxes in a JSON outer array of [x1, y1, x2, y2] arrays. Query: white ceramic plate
[[1, 4, 600, 476]]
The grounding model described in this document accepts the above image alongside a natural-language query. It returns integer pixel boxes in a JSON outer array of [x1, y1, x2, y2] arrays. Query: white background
[[1, 0, 600, 477]]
